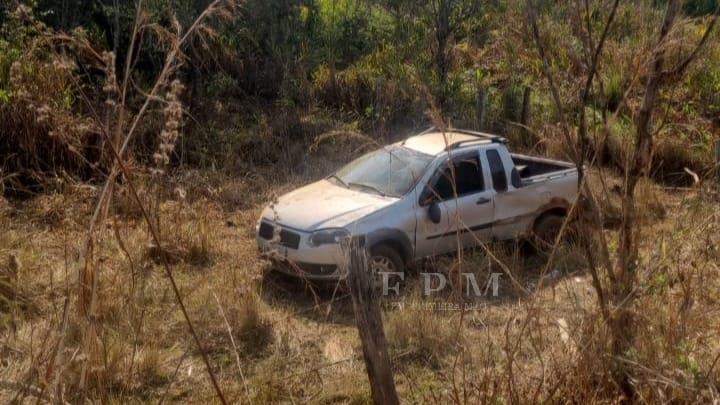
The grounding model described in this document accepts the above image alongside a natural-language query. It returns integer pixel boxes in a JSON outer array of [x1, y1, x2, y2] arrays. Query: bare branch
[[577, 0, 621, 180]]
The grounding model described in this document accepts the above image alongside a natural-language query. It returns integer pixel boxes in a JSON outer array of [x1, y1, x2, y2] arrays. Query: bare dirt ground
[[1, 163, 719, 403]]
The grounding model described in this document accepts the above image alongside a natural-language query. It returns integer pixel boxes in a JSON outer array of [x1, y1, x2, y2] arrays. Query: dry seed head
[[10, 61, 23, 86], [12, 4, 33, 21], [52, 56, 76, 72], [35, 104, 51, 124], [102, 51, 118, 100], [152, 79, 185, 174]]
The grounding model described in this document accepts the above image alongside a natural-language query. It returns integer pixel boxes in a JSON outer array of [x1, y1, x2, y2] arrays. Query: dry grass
[[1, 149, 719, 403], [384, 294, 465, 368]]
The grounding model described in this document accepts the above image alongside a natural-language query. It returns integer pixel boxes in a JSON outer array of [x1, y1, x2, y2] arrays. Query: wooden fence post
[[340, 236, 399, 405]]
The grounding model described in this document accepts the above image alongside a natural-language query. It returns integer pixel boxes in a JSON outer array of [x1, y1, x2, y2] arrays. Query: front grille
[[280, 229, 300, 249], [298, 262, 337, 276], [275, 261, 338, 276], [258, 222, 273, 239], [259, 222, 301, 249]]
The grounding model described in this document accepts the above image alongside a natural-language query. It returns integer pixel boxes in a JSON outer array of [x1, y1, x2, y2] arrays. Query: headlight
[[308, 228, 350, 246]]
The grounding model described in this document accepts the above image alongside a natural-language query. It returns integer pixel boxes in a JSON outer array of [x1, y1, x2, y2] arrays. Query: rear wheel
[[533, 214, 565, 251]]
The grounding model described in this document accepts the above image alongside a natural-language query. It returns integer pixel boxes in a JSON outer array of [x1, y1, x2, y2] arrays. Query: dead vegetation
[[1, 156, 718, 402]]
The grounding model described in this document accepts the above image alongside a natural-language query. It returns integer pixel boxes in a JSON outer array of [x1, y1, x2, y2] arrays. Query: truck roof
[[401, 129, 507, 156]]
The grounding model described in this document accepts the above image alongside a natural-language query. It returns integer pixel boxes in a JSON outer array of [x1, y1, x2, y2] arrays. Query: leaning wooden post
[[340, 236, 399, 405]]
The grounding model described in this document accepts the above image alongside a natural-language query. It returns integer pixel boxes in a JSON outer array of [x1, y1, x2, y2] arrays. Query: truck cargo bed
[[511, 154, 575, 179]]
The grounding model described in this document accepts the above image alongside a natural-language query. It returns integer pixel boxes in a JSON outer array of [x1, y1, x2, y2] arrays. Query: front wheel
[[369, 245, 405, 291]]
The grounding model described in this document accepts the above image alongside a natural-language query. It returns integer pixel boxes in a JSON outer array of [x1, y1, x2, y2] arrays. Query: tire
[[369, 245, 405, 290], [532, 214, 565, 251]]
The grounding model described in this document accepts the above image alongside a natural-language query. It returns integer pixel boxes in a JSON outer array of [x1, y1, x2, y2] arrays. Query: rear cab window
[[486, 149, 507, 192]]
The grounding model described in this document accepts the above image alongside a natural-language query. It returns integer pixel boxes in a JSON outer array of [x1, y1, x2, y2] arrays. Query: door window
[[425, 155, 484, 201]]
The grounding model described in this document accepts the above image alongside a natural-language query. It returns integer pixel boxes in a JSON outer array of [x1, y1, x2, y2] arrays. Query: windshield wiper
[[328, 174, 348, 188], [348, 182, 386, 197]]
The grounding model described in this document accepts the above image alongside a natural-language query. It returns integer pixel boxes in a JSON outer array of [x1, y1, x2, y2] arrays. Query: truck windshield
[[332, 146, 433, 197]]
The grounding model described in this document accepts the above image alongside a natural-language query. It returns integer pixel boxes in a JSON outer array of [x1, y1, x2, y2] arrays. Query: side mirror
[[428, 201, 442, 224], [419, 187, 433, 206]]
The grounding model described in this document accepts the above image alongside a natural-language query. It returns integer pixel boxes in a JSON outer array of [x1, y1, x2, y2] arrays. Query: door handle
[[476, 197, 491, 205]]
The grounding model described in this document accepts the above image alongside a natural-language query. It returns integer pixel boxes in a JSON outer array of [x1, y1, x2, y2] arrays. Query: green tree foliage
[[682, 0, 718, 16], [220, 0, 310, 98], [1, 0, 718, 178]]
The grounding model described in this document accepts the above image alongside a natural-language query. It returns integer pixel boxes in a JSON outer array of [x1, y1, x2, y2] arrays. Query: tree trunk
[[520, 86, 532, 143], [476, 86, 487, 130], [612, 1, 679, 399], [375, 77, 386, 138], [434, 0, 452, 110]]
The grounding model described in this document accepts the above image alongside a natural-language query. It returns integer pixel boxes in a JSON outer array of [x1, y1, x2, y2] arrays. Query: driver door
[[415, 193, 453, 258], [414, 152, 493, 257]]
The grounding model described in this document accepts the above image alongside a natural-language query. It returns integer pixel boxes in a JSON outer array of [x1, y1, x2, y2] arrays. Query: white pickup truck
[[257, 129, 578, 280]]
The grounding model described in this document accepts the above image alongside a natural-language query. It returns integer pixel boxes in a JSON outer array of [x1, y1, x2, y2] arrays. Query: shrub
[[0, 5, 98, 195]]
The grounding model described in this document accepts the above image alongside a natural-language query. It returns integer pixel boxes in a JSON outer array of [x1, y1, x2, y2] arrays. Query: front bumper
[[256, 221, 347, 281]]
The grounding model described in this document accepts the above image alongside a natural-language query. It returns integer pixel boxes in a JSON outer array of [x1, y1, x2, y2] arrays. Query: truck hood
[[262, 179, 398, 231]]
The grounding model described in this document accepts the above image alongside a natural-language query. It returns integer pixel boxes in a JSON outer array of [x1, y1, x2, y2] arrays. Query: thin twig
[[212, 292, 250, 400]]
